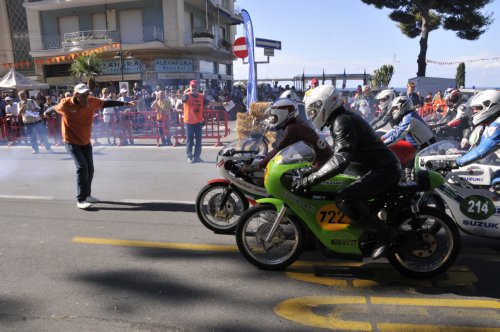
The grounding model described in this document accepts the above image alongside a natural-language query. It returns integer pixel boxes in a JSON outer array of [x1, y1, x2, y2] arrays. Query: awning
[[95, 74, 141, 82], [201, 73, 218, 80], [219, 74, 233, 81], [157, 73, 195, 80]]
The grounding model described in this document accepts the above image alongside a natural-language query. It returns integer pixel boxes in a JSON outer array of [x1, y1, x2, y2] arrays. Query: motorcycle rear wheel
[[195, 183, 248, 234], [236, 204, 304, 270], [387, 206, 460, 279]]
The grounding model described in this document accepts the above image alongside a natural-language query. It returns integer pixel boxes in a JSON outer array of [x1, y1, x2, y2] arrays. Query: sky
[[232, 0, 500, 89]]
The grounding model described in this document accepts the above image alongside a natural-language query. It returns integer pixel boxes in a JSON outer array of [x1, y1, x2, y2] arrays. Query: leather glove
[[240, 164, 260, 173], [292, 176, 311, 194]]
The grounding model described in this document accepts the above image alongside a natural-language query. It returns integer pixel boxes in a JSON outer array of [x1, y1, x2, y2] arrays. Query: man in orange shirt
[[183, 80, 209, 163], [55, 83, 136, 209]]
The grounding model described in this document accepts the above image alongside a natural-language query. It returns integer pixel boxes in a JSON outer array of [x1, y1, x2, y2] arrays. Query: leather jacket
[[307, 107, 400, 186]]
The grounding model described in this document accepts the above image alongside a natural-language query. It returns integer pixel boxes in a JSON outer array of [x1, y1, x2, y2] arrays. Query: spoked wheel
[[387, 206, 460, 279], [195, 183, 248, 234], [236, 205, 304, 270], [242, 136, 269, 155]]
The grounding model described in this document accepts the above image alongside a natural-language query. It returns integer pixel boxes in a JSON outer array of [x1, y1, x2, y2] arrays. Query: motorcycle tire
[[242, 136, 269, 155], [195, 183, 249, 234], [236, 204, 304, 270], [424, 193, 446, 234], [387, 206, 460, 279]]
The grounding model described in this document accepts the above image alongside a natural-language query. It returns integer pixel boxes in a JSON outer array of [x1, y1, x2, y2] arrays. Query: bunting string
[[427, 56, 499, 66], [0, 43, 121, 70]]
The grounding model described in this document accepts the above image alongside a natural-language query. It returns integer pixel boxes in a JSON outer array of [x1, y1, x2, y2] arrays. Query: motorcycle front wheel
[[195, 183, 248, 234], [236, 204, 304, 270], [387, 206, 460, 279]]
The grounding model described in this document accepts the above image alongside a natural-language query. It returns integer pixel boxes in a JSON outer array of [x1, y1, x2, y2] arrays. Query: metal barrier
[[5, 116, 29, 146], [170, 109, 230, 147], [1, 109, 231, 148]]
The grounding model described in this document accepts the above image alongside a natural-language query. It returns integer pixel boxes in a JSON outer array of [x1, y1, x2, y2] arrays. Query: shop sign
[[102, 60, 144, 75], [155, 59, 193, 73]]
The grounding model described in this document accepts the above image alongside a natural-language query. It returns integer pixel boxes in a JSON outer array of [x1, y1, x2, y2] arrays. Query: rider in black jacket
[[292, 85, 401, 259]]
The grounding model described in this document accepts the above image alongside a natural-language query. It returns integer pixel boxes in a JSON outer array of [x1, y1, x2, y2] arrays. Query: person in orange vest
[[183, 80, 209, 163]]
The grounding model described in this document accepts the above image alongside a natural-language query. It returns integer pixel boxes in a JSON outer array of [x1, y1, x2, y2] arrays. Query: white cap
[[74, 83, 90, 94], [4, 96, 12, 101], [362, 85, 371, 93]]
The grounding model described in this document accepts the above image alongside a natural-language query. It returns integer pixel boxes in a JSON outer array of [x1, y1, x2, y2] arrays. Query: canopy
[[0, 68, 49, 90]]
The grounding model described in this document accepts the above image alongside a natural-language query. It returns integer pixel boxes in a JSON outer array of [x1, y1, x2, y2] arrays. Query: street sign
[[255, 38, 281, 50], [232, 37, 248, 58], [264, 48, 274, 56]]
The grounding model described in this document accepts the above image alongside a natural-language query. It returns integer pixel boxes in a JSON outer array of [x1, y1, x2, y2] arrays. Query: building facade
[[21, 0, 241, 92]]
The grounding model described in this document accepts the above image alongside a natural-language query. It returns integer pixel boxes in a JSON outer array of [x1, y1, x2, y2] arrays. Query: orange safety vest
[[183, 93, 204, 124]]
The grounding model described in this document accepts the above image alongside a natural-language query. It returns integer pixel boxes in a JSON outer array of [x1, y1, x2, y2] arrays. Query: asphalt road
[[1, 145, 500, 332]]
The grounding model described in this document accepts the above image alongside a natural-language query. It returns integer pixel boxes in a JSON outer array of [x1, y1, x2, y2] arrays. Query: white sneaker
[[86, 195, 100, 203], [77, 201, 92, 209]]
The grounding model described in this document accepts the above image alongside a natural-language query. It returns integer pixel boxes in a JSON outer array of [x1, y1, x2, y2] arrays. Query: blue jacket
[[457, 116, 499, 166], [382, 111, 435, 149]]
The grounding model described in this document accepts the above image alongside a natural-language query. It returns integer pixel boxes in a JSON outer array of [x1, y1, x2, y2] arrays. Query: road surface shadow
[[94, 201, 195, 213]]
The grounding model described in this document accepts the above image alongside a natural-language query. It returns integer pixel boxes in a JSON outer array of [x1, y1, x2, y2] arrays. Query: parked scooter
[[236, 141, 461, 278], [195, 138, 269, 234], [415, 140, 500, 238]]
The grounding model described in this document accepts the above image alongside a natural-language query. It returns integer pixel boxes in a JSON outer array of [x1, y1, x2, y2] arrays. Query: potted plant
[[193, 31, 214, 43]]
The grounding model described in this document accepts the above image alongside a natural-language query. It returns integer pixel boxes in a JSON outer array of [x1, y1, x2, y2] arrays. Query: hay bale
[[235, 102, 276, 149]]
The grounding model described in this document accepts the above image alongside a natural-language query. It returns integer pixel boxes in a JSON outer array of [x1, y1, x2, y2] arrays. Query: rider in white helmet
[[370, 89, 396, 130], [455, 90, 500, 191], [240, 98, 333, 173], [382, 95, 435, 181], [295, 85, 401, 259]]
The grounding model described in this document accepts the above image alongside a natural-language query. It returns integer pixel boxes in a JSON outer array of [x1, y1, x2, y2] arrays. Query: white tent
[[0, 68, 49, 90]]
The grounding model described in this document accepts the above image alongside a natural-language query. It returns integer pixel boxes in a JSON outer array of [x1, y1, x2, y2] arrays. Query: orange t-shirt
[[183, 93, 205, 124], [55, 96, 104, 145]]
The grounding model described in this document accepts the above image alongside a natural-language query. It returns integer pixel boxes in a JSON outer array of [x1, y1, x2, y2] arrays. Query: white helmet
[[304, 85, 342, 130], [390, 95, 414, 122], [375, 89, 395, 113], [266, 98, 298, 130], [470, 89, 500, 126], [279, 89, 298, 101]]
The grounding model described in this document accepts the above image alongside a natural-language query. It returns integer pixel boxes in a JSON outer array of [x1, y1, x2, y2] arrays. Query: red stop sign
[[232, 37, 248, 58]]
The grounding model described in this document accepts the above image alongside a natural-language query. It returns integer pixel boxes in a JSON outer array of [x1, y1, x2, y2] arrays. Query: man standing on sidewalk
[[55, 83, 136, 209]]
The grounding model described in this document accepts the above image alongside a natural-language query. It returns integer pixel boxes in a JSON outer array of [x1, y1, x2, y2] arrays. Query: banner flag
[[241, 9, 257, 110]]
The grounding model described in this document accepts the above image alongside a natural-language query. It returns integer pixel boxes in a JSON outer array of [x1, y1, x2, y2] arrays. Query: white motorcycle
[[195, 138, 269, 234], [415, 140, 500, 238]]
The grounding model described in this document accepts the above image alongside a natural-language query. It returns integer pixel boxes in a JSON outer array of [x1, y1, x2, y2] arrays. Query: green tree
[[69, 54, 104, 91], [372, 64, 395, 89], [362, 0, 493, 77], [456, 62, 466, 88]]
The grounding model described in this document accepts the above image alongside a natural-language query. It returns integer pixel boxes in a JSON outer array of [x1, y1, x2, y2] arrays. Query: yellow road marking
[[371, 296, 500, 309], [72, 236, 239, 252], [275, 296, 500, 331]]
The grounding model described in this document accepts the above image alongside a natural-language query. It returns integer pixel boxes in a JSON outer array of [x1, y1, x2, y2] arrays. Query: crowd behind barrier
[[0, 109, 231, 147]]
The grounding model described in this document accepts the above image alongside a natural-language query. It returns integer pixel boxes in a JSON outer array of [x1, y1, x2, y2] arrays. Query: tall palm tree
[[70, 54, 103, 91]]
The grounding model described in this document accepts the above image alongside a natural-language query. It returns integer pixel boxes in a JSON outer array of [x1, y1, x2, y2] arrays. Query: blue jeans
[[25, 120, 51, 152], [185, 123, 203, 160], [65, 143, 94, 202]]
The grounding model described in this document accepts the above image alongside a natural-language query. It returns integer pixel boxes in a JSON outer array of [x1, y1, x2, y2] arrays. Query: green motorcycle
[[235, 141, 461, 278]]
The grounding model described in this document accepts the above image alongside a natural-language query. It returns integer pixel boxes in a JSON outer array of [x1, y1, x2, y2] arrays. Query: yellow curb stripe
[[371, 296, 500, 309], [378, 323, 500, 332], [285, 271, 348, 287], [72, 236, 239, 252]]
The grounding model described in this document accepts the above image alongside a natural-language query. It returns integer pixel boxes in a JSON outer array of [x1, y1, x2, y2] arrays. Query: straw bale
[[235, 102, 276, 149]]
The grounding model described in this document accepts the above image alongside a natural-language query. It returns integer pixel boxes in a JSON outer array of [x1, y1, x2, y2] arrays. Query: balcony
[[40, 26, 164, 51]]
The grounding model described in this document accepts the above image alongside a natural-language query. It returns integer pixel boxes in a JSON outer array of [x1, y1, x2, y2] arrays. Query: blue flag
[[342, 68, 346, 89], [241, 10, 256, 111]]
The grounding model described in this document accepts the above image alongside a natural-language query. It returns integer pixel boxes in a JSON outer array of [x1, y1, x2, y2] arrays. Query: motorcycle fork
[[218, 184, 234, 211], [264, 205, 288, 249]]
